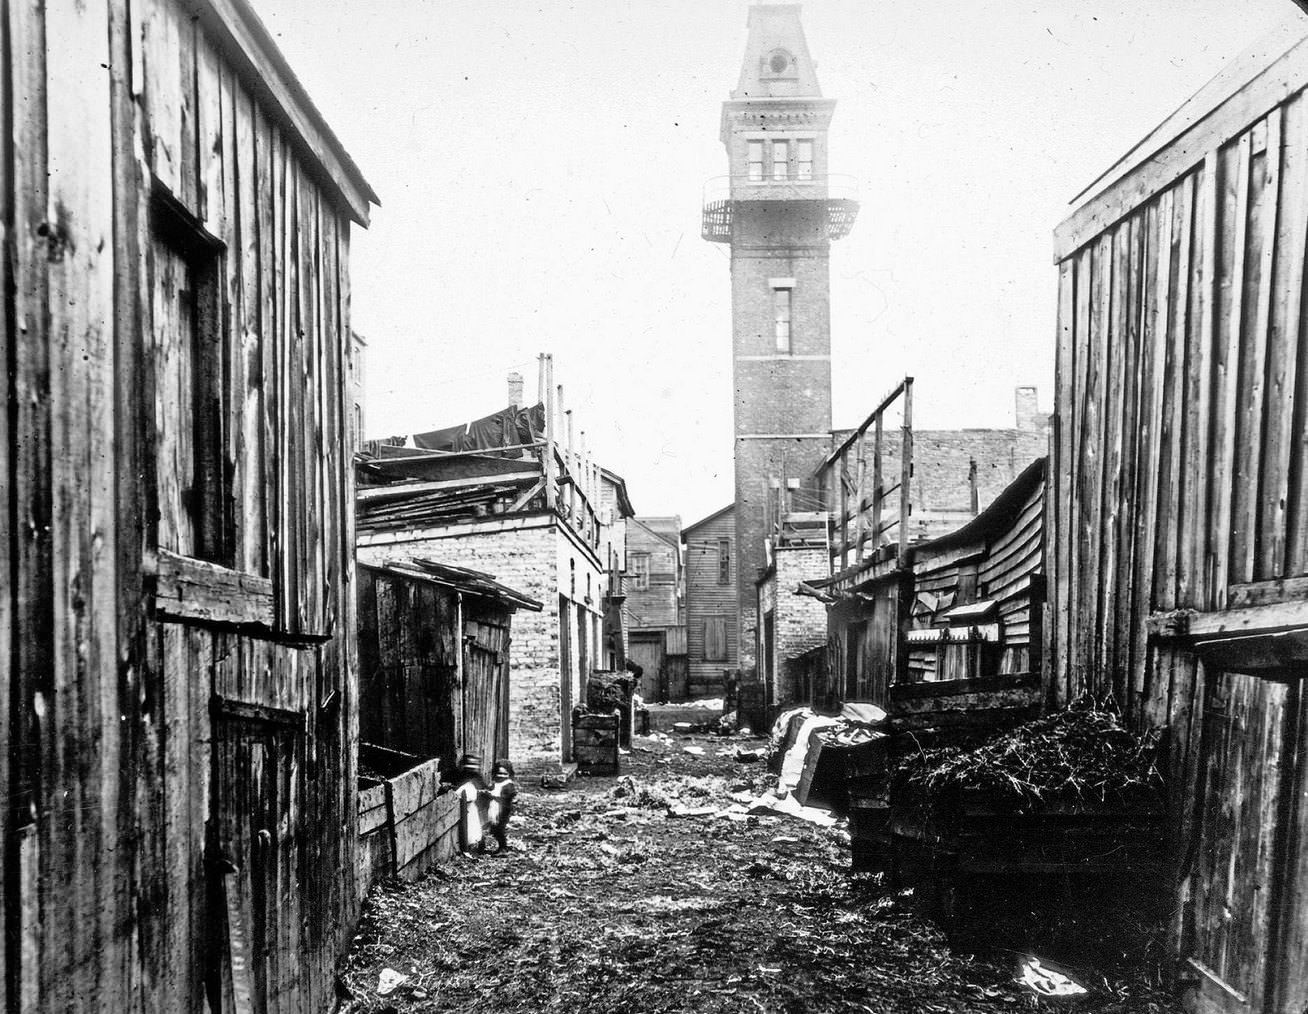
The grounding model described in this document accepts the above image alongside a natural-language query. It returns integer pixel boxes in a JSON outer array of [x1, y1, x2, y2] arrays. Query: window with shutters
[[717, 539, 731, 585], [631, 553, 650, 590], [704, 615, 729, 662]]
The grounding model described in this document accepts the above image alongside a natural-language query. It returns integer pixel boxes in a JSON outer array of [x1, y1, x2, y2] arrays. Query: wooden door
[[463, 619, 508, 768], [211, 703, 305, 1014], [627, 635, 664, 700], [1183, 671, 1297, 1014]]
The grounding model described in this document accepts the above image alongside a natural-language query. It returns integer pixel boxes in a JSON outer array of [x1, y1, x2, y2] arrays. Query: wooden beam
[[153, 549, 275, 627], [357, 471, 539, 502], [1187, 599, 1308, 639], [1228, 575, 1308, 608]]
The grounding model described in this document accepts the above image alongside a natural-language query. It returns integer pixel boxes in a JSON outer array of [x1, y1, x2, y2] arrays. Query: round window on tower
[[766, 49, 793, 76]]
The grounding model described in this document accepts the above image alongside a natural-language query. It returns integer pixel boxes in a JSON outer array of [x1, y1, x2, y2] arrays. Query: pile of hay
[[894, 699, 1163, 814]]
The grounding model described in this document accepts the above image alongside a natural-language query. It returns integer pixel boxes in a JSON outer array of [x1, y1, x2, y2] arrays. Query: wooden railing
[[816, 376, 914, 572]]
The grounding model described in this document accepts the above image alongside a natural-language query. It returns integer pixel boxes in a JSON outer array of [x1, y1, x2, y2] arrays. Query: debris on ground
[[338, 733, 1181, 1014]]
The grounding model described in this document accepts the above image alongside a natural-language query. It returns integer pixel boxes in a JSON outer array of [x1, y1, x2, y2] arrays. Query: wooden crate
[[573, 712, 620, 774]]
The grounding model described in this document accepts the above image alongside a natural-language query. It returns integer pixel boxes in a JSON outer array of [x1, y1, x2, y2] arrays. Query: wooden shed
[[1047, 18, 1308, 1012], [0, 1, 376, 1011], [357, 559, 542, 773]]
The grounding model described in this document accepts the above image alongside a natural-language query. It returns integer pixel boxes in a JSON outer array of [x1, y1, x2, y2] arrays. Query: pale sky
[[255, 0, 1299, 525]]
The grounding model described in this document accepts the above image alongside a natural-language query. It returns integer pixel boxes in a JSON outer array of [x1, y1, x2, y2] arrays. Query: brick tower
[[702, 4, 857, 697]]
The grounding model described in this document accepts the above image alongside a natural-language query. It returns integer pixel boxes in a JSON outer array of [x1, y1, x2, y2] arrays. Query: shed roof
[[360, 559, 543, 612], [912, 456, 1046, 562]]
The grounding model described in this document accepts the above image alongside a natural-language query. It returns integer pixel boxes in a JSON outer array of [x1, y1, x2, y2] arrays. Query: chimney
[[507, 371, 524, 408], [1015, 386, 1039, 433]]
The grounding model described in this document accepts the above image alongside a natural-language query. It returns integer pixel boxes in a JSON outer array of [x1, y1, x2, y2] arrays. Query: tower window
[[772, 140, 789, 181], [797, 140, 814, 181], [774, 286, 792, 353], [748, 140, 764, 182]]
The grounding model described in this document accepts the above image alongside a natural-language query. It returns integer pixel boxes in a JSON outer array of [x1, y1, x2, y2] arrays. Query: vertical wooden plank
[[1099, 217, 1130, 702], [235, 83, 264, 576], [256, 107, 277, 583], [141, 0, 179, 195], [0, 0, 12, 1001], [1157, 174, 1194, 613], [1137, 189, 1174, 714], [1182, 152, 1219, 609], [278, 135, 297, 630], [11, 2, 53, 1003], [1125, 202, 1159, 705], [45, 0, 121, 1007], [194, 32, 222, 236], [1241, 109, 1280, 583], [108, 0, 149, 1007], [1050, 259, 1075, 706], [1211, 133, 1250, 605], [1079, 234, 1111, 696], [1265, 96, 1306, 578]]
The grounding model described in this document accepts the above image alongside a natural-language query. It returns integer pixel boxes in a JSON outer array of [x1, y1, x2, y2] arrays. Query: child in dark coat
[[483, 759, 518, 854]]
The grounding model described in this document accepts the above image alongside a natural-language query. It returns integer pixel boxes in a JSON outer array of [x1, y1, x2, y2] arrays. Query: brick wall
[[770, 546, 830, 708], [358, 517, 604, 775]]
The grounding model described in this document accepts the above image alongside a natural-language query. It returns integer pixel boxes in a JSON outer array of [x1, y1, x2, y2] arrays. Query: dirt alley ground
[[338, 733, 1182, 1014]]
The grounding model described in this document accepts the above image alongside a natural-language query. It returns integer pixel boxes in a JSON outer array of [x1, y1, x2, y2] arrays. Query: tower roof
[[732, 4, 822, 100]]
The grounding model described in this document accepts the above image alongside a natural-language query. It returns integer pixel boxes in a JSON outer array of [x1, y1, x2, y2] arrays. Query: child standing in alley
[[453, 753, 488, 854], [483, 759, 518, 854]]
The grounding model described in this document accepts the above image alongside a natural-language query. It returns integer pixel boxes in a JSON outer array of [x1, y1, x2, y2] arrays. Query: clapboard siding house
[[1, 1, 376, 1011], [1046, 18, 1308, 1012], [682, 505, 740, 699], [624, 517, 685, 700]]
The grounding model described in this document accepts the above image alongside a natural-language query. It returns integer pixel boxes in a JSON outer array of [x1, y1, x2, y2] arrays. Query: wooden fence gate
[[1181, 668, 1305, 1014]]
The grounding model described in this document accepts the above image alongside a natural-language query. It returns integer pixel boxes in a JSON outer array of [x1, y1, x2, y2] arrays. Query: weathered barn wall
[[2, 0, 372, 1010], [1048, 27, 1308, 1011]]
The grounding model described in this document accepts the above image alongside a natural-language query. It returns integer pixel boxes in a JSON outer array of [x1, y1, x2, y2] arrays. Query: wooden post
[[871, 412, 884, 554], [838, 453, 849, 572], [562, 390, 575, 525], [899, 377, 914, 562], [853, 432, 866, 562], [969, 457, 979, 515], [543, 355, 557, 510]]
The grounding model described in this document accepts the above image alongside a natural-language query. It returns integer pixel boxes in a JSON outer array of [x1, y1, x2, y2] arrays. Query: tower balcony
[[701, 173, 860, 243]]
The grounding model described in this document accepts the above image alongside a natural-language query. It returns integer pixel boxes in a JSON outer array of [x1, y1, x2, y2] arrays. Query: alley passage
[[339, 735, 1179, 1014]]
